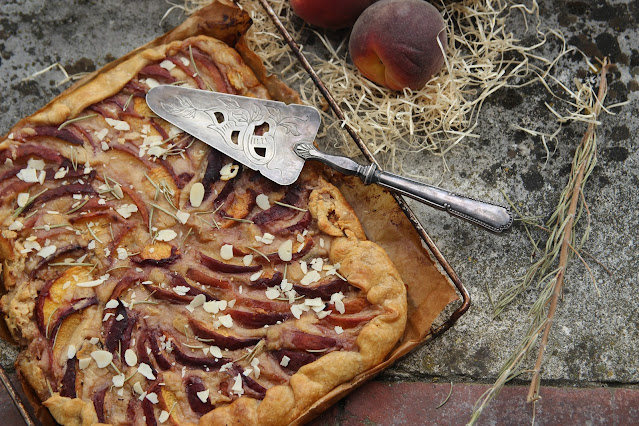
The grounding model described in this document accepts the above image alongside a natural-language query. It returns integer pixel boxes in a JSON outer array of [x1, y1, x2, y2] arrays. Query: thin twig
[[526, 59, 609, 403]]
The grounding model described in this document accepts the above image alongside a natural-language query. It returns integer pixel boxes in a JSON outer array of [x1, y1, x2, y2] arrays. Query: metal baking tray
[[0, 2, 470, 424]]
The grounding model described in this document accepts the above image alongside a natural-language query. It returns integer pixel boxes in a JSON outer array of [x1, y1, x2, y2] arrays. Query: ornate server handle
[[294, 143, 513, 233]]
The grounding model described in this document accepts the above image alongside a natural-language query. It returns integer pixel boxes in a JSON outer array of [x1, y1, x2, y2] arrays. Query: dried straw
[[165, 0, 568, 172]]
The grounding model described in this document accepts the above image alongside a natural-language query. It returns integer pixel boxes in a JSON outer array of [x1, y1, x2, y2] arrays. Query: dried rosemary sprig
[[469, 59, 611, 424]]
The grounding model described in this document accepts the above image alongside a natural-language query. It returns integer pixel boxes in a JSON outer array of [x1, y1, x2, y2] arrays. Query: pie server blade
[[146, 85, 512, 232]]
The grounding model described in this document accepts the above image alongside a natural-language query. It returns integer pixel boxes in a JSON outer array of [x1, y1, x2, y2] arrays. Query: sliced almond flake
[[261, 233, 275, 245], [196, 389, 210, 403], [147, 145, 167, 157], [280, 278, 292, 292], [105, 299, 119, 309], [28, 159, 45, 170], [83, 161, 93, 174], [249, 271, 262, 282], [286, 290, 297, 304], [159, 60, 176, 71], [89, 337, 99, 345], [300, 270, 321, 286], [138, 363, 156, 380], [317, 309, 332, 319], [296, 233, 305, 243], [78, 277, 107, 288], [96, 128, 109, 141], [143, 78, 160, 89], [143, 135, 163, 145], [146, 392, 159, 404], [176, 210, 190, 224], [255, 194, 270, 210], [67, 344, 76, 359], [103, 312, 114, 322], [210, 346, 223, 358], [156, 229, 177, 242], [280, 355, 290, 367], [112, 183, 124, 199], [202, 300, 220, 314], [173, 286, 190, 296], [168, 125, 182, 138], [304, 297, 323, 308], [116, 203, 138, 219], [117, 248, 129, 260], [16, 193, 29, 207], [265, 287, 280, 300], [242, 254, 254, 266], [218, 314, 233, 328], [87, 240, 96, 250], [159, 410, 170, 423], [115, 314, 124, 321], [133, 381, 144, 395], [105, 117, 130, 131], [56, 167, 69, 180], [220, 244, 234, 260], [125, 349, 138, 367], [311, 304, 325, 313], [187, 294, 207, 312], [190, 183, 205, 207], [320, 238, 325, 248], [8, 220, 24, 231], [310, 258, 324, 272], [335, 326, 344, 335], [330, 292, 346, 314], [112, 373, 125, 388], [231, 374, 244, 395], [78, 358, 91, 369], [91, 350, 113, 368], [278, 240, 293, 262], [290, 304, 304, 319], [16, 168, 38, 183], [300, 261, 308, 275], [101, 141, 110, 151]]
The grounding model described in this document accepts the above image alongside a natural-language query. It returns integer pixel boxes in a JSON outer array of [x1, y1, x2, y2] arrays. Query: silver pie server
[[146, 85, 512, 232]]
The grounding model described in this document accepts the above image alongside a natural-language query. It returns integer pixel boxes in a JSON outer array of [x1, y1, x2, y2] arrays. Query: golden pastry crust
[[0, 2, 407, 425]]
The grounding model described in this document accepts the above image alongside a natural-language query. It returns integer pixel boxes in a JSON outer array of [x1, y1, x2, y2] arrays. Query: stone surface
[[0, 0, 637, 424]]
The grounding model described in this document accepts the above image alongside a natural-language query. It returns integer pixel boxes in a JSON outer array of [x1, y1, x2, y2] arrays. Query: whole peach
[[349, 0, 448, 90], [290, 0, 379, 29]]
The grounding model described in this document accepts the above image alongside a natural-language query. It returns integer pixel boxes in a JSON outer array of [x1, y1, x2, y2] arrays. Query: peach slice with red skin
[[349, 0, 448, 90]]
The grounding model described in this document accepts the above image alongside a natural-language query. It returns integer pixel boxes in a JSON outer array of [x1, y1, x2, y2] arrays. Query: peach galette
[[0, 2, 406, 425]]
